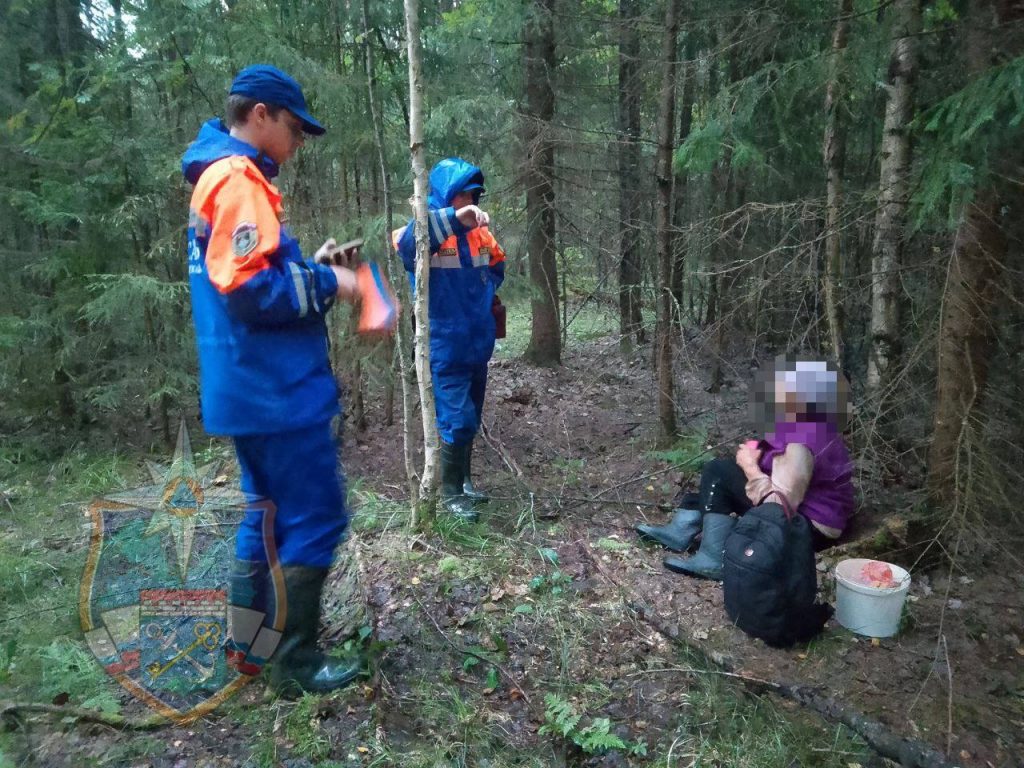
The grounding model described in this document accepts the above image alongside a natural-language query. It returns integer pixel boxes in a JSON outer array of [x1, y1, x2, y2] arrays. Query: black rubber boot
[[268, 566, 361, 697], [440, 441, 479, 522], [663, 513, 737, 580], [635, 508, 702, 552], [462, 437, 489, 504]]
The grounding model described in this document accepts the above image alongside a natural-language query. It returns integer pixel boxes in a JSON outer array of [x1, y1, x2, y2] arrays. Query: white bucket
[[834, 558, 911, 638]]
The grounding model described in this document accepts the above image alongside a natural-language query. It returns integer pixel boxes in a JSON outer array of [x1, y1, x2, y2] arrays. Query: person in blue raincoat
[[393, 158, 506, 521], [182, 64, 396, 696]]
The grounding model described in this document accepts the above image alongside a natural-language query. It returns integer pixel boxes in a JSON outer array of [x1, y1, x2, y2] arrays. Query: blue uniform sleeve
[[397, 207, 469, 273], [489, 258, 505, 290], [224, 251, 339, 327]]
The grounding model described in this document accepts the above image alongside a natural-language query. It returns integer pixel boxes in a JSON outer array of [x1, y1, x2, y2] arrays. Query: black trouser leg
[[698, 457, 752, 517]]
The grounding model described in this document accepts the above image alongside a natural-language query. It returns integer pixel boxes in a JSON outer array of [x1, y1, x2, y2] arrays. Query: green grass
[[493, 293, 621, 360], [0, 412, 876, 767], [348, 480, 409, 534], [0, 450, 138, 699]]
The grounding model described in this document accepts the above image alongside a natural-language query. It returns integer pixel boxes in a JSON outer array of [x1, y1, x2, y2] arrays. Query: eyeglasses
[[281, 112, 305, 141]]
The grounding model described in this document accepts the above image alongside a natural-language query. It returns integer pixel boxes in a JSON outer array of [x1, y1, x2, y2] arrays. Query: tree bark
[[403, 0, 439, 524], [927, 0, 1020, 504], [655, 0, 681, 444], [928, 191, 1006, 501], [670, 34, 695, 329], [617, 0, 645, 353], [822, 0, 853, 367], [523, 0, 561, 366], [867, 0, 920, 398], [360, 0, 407, 493]]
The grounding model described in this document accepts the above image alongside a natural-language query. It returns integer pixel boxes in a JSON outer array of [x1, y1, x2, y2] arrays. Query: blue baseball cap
[[229, 64, 325, 136]]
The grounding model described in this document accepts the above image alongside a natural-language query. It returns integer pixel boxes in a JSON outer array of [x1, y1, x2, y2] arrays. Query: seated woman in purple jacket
[[636, 357, 855, 579]]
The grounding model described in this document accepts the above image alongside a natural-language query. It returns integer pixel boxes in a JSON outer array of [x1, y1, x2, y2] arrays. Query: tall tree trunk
[[670, 35, 695, 329], [707, 35, 739, 394], [707, 150, 734, 393], [523, 0, 561, 366], [363, 0, 416, 506], [867, 0, 920, 397], [617, 0, 645, 353], [404, 0, 440, 525], [927, 0, 1020, 504], [928, 191, 1005, 501], [822, 0, 853, 367], [655, 0, 681, 444]]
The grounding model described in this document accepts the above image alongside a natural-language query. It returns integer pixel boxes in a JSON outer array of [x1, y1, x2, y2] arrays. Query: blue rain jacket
[[182, 119, 340, 436], [394, 158, 505, 369]]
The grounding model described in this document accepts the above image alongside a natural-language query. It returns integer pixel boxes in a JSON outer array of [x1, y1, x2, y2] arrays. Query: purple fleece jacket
[[758, 421, 855, 534]]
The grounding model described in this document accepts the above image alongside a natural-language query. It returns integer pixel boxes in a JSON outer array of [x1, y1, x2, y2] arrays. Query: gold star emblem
[[104, 423, 243, 581]]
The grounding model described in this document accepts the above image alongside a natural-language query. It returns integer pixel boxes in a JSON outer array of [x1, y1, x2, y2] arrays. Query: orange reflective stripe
[[432, 235, 460, 268], [470, 228, 505, 268], [191, 157, 283, 294]]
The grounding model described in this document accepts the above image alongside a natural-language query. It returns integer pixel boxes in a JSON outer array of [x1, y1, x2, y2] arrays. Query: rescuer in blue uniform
[[182, 64, 396, 695], [393, 158, 506, 522]]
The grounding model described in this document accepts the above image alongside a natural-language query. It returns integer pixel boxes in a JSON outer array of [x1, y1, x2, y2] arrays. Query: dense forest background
[[2, 0, 1023, 534], [2, 2, 1024, 765]]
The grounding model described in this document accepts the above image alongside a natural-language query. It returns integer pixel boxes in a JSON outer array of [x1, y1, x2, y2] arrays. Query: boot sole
[[662, 557, 723, 580], [635, 527, 695, 553]]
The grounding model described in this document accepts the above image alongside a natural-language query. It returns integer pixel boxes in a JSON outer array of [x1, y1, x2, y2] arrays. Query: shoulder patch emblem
[[231, 222, 259, 259]]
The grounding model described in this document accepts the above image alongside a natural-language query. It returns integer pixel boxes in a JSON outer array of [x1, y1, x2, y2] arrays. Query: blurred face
[[451, 190, 475, 208], [249, 104, 305, 165]]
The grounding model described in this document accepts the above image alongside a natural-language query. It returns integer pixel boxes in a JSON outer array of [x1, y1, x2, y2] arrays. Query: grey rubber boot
[[440, 441, 479, 522], [635, 508, 702, 552], [663, 513, 737, 580], [268, 566, 361, 697], [461, 437, 489, 504]]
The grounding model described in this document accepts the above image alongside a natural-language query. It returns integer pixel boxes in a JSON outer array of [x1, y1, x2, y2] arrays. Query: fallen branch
[[480, 422, 524, 478], [574, 539, 957, 768], [0, 701, 167, 731]]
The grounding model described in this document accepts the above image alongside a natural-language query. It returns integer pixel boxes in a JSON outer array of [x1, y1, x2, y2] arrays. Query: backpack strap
[[757, 488, 795, 520]]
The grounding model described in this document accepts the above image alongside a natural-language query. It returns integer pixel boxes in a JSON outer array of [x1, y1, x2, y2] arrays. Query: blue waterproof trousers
[[233, 420, 347, 568], [432, 361, 488, 446]]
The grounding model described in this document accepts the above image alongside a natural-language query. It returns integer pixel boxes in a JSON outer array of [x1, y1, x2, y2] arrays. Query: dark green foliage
[[0, 0, 1021, 530]]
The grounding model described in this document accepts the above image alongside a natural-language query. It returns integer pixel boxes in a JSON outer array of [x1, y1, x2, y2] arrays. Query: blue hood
[[427, 157, 484, 208], [181, 119, 280, 185]]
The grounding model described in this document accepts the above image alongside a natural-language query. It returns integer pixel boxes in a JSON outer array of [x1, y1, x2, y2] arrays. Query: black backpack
[[723, 493, 832, 647]]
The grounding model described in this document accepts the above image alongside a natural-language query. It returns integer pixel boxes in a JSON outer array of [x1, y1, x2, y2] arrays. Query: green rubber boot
[[461, 437, 489, 504], [440, 441, 479, 522], [663, 513, 737, 580], [635, 508, 702, 552], [268, 566, 361, 698]]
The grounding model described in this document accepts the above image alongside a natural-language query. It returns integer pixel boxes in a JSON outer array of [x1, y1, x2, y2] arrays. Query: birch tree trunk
[[617, 0, 645, 353], [822, 0, 853, 367], [655, 0, 681, 444], [867, 0, 920, 396], [365, 0, 418, 512], [523, 0, 561, 366], [404, 0, 439, 524]]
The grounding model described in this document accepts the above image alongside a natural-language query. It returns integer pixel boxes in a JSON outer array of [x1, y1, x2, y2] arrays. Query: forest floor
[[1, 301, 1022, 768]]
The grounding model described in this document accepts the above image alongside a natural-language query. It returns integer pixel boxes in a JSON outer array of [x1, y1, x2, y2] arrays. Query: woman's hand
[[735, 441, 763, 477]]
